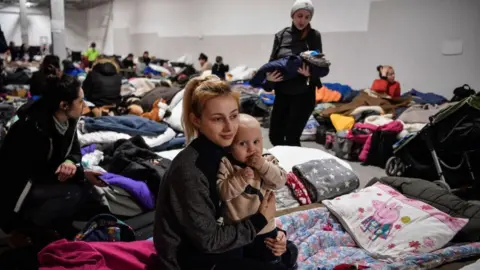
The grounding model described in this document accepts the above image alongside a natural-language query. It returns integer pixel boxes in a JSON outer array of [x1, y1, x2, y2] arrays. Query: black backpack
[[451, 84, 476, 102]]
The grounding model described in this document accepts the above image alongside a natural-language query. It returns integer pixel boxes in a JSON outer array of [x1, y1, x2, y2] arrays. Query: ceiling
[[0, 0, 112, 10]]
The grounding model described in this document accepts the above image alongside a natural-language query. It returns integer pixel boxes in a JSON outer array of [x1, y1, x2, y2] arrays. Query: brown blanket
[[321, 91, 412, 117]]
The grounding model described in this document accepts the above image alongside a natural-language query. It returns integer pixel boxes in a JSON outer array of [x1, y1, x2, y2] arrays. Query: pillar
[[49, 0, 66, 60], [19, 0, 29, 45]]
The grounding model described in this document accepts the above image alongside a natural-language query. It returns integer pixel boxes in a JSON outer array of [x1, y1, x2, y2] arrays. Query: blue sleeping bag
[[250, 56, 330, 87], [144, 66, 161, 76]]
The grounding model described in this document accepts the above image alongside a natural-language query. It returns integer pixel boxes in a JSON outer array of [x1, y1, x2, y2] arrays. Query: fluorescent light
[[25, 2, 38, 8]]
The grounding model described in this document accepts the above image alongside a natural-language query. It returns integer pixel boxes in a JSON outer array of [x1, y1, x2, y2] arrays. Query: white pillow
[[169, 89, 185, 109], [175, 55, 193, 65], [163, 97, 184, 132], [229, 65, 248, 75], [323, 183, 468, 262], [268, 146, 352, 172]]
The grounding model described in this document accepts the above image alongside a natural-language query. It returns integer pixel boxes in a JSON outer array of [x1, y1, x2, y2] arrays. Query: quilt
[[276, 207, 480, 270]]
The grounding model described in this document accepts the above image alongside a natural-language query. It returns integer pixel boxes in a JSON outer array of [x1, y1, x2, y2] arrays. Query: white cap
[[291, 0, 314, 18]]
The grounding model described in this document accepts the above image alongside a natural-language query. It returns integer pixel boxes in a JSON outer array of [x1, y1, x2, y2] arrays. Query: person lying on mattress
[[217, 114, 288, 265], [371, 65, 401, 98], [153, 75, 294, 270], [0, 75, 108, 246]]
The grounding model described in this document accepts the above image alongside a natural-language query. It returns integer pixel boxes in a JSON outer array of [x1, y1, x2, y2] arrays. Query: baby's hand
[[246, 153, 265, 170], [241, 167, 255, 180]]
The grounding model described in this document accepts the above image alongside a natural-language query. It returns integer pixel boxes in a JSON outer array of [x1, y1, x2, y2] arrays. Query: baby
[[217, 114, 287, 263]]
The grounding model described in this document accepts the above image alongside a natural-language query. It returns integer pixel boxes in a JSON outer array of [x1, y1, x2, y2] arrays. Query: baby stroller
[[385, 95, 480, 193]]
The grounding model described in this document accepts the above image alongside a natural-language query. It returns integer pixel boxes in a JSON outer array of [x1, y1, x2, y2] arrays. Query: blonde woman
[[153, 75, 290, 270]]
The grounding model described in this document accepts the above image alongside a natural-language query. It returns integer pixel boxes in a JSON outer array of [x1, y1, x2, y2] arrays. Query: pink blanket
[[38, 239, 155, 270]]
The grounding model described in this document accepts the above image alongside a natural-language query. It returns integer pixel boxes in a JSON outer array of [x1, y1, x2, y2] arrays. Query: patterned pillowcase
[[323, 183, 469, 261]]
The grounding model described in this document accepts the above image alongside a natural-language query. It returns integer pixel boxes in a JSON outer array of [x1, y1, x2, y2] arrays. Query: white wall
[[125, 0, 374, 37], [0, 6, 88, 51], [108, 0, 480, 97], [87, 1, 114, 55]]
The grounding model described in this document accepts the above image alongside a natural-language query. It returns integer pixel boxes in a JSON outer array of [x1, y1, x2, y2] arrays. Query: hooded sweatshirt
[[0, 100, 83, 233], [82, 60, 122, 106]]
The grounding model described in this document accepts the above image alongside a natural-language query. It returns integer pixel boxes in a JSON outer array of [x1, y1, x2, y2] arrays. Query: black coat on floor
[[100, 136, 172, 197]]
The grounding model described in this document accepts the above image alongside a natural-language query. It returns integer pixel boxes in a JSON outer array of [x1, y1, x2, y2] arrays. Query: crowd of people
[[0, 0, 405, 269]]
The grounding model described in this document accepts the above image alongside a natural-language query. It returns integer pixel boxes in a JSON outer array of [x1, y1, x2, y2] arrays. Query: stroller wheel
[[386, 157, 405, 177], [433, 180, 451, 192]]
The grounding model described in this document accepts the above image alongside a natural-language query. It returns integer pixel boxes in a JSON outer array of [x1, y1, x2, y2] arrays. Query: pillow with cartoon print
[[322, 182, 469, 261]]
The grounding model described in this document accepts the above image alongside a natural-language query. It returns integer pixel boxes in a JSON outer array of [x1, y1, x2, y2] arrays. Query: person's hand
[[55, 161, 77, 182], [246, 152, 265, 170], [258, 190, 276, 221], [84, 170, 107, 187], [266, 70, 283, 82], [265, 230, 287, 256], [297, 63, 310, 77], [240, 167, 255, 179]]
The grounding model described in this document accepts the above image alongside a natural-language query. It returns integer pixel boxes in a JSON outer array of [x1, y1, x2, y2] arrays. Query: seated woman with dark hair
[[212, 56, 229, 80], [29, 55, 61, 97], [371, 65, 401, 98], [0, 75, 107, 244], [82, 58, 122, 109]]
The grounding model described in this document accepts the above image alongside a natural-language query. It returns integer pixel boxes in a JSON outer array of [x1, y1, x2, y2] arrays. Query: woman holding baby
[[152, 75, 297, 270], [265, 0, 323, 147]]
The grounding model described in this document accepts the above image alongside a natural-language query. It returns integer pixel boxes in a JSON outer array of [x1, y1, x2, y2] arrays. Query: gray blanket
[[292, 159, 359, 203], [366, 176, 480, 243], [275, 185, 300, 211], [397, 103, 454, 124]]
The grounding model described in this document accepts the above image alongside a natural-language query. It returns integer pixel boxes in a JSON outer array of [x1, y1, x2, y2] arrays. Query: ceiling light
[[25, 2, 38, 8]]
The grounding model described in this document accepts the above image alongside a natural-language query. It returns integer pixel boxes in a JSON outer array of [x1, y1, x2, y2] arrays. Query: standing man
[[84, 42, 99, 68]]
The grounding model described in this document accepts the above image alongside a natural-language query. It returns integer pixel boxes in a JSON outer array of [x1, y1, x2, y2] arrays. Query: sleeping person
[[217, 114, 288, 264], [371, 65, 401, 98]]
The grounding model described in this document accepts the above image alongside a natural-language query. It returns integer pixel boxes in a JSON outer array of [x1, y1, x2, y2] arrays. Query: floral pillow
[[322, 183, 469, 261]]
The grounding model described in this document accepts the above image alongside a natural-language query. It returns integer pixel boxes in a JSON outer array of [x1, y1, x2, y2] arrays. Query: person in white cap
[[264, 0, 324, 147]]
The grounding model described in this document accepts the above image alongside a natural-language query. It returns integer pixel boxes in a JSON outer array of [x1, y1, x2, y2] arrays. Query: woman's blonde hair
[[182, 75, 240, 143]]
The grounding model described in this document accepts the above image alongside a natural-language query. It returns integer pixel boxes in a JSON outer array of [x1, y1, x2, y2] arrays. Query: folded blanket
[[292, 159, 359, 203], [275, 185, 300, 211], [250, 55, 330, 87], [286, 172, 312, 205]]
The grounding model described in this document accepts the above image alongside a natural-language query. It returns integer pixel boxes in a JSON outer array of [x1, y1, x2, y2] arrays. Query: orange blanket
[[316, 86, 341, 103]]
